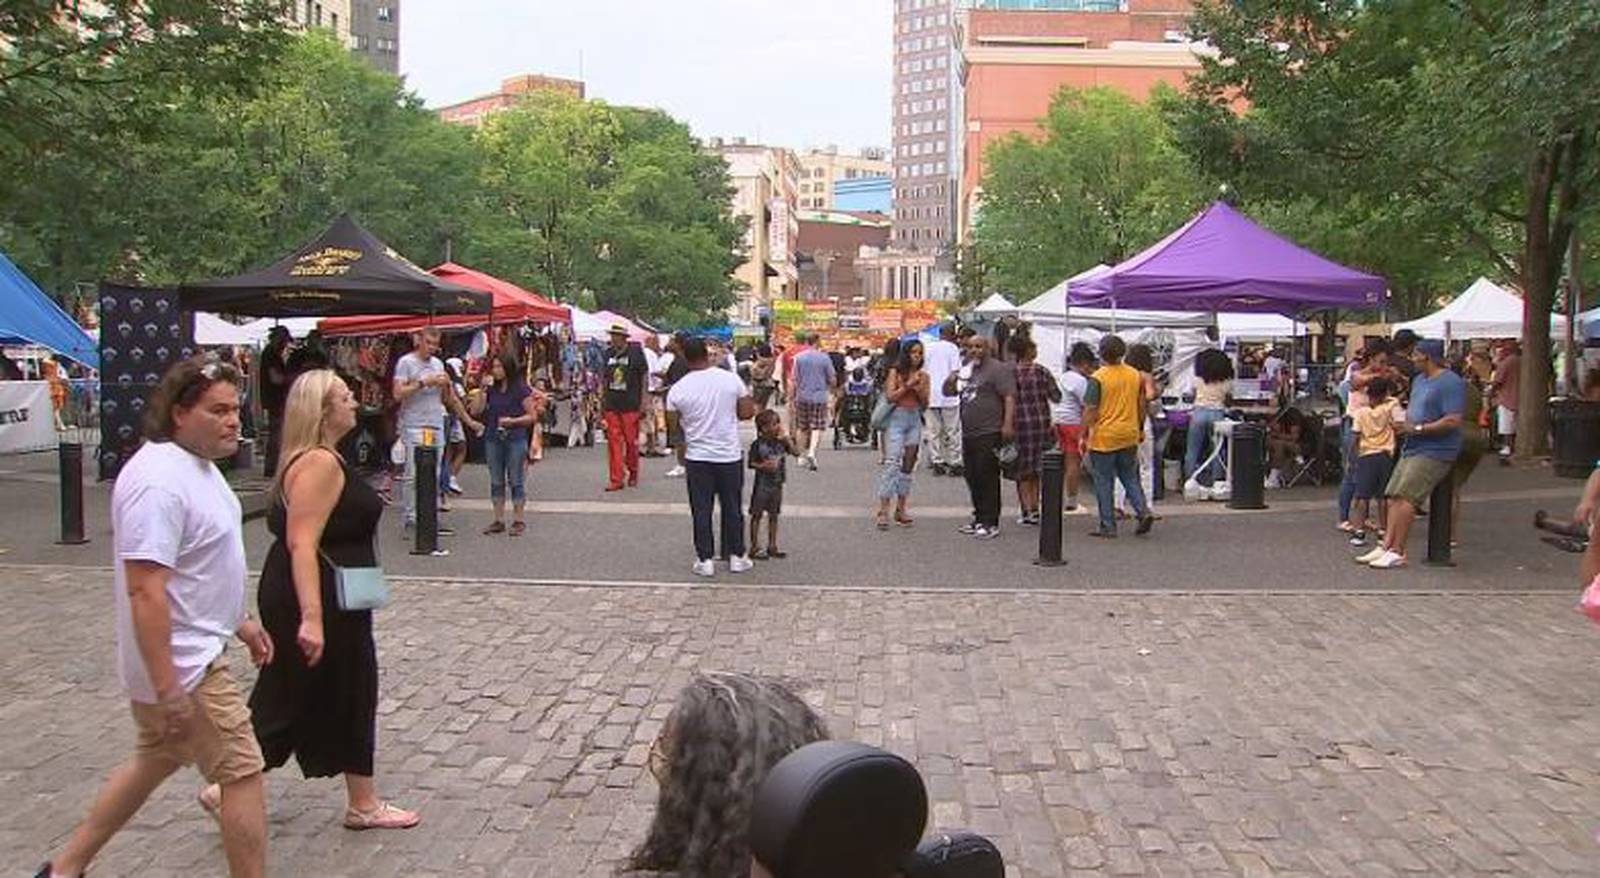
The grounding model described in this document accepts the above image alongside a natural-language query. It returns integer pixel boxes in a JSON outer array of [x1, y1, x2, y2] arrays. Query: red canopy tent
[[319, 262, 569, 335]]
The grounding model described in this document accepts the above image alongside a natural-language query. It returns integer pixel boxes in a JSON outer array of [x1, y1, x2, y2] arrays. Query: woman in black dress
[[201, 369, 418, 830]]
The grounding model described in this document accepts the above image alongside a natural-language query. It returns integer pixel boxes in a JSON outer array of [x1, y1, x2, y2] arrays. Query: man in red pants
[[602, 324, 649, 491]]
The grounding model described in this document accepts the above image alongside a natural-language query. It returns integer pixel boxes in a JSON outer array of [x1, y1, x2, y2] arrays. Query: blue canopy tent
[[0, 252, 98, 369]]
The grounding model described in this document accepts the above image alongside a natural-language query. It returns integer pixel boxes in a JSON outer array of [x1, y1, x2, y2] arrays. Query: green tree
[[3, 33, 482, 291], [971, 85, 1205, 302], [1177, 0, 1600, 453], [472, 93, 744, 326]]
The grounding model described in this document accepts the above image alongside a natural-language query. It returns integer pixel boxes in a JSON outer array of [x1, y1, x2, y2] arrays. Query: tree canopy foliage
[[968, 85, 1205, 302], [2, 22, 744, 327], [1174, 0, 1600, 451]]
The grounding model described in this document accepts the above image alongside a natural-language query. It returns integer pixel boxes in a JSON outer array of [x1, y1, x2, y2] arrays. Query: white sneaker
[[665, 465, 686, 478], [692, 559, 715, 577], [1355, 545, 1387, 564], [1368, 550, 1406, 569], [728, 554, 753, 573]]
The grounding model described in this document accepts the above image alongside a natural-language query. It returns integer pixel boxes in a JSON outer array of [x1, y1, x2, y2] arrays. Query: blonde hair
[[272, 369, 347, 497]]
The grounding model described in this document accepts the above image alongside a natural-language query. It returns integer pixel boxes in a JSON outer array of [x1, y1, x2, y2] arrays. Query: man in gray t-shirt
[[790, 336, 836, 469], [393, 328, 480, 530]]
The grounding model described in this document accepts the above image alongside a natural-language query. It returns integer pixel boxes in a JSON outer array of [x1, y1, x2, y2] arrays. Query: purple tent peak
[[1067, 201, 1387, 316]]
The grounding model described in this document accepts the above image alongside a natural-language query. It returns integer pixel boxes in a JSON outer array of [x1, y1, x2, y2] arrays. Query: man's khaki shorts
[[130, 658, 264, 785], [1384, 454, 1453, 509]]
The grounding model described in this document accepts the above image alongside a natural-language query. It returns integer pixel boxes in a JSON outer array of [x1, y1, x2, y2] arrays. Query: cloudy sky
[[401, 0, 894, 152]]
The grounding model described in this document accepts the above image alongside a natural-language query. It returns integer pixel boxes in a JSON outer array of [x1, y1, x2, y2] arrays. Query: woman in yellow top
[[1083, 335, 1154, 538]]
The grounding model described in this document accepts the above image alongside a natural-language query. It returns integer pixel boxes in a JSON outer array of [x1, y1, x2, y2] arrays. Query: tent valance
[[0, 252, 98, 369], [319, 262, 569, 336], [1068, 201, 1387, 316], [1393, 276, 1567, 340], [180, 214, 492, 318], [1018, 264, 1305, 337]]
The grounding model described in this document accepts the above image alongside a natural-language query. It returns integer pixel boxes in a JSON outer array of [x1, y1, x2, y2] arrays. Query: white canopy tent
[[972, 293, 1016, 317], [1393, 276, 1568, 340], [193, 314, 320, 346]]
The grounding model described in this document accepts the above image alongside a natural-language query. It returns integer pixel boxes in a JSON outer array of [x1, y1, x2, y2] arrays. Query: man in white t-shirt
[[1051, 342, 1098, 512], [665, 337, 757, 577], [392, 328, 481, 533], [642, 334, 667, 457], [41, 359, 275, 878], [921, 325, 964, 476]]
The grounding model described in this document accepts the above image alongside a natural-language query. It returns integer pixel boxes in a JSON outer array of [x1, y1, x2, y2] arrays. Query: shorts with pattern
[[1384, 454, 1453, 508], [130, 658, 264, 785], [793, 400, 830, 432]]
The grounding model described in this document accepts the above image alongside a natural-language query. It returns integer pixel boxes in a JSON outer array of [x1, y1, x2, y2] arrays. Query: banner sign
[[0, 381, 56, 454]]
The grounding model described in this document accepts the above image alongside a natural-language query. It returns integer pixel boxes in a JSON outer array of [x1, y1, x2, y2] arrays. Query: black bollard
[[1227, 423, 1268, 510], [1035, 447, 1066, 567], [57, 442, 89, 545], [1424, 473, 1455, 567], [412, 442, 441, 555]]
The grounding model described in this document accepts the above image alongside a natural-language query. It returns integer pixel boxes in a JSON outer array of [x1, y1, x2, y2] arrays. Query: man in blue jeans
[[1083, 335, 1154, 538], [665, 337, 757, 577]]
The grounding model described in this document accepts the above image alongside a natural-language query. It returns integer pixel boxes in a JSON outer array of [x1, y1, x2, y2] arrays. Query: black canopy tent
[[179, 213, 492, 318]]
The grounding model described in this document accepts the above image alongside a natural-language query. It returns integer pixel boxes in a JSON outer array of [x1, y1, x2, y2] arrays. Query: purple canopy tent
[[1068, 201, 1386, 316]]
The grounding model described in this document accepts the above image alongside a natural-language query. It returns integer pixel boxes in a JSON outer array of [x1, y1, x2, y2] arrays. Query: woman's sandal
[[509, 521, 526, 537], [751, 548, 770, 560], [894, 513, 915, 527], [875, 513, 890, 531], [767, 549, 787, 559], [483, 521, 506, 535], [344, 802, 420, 831]]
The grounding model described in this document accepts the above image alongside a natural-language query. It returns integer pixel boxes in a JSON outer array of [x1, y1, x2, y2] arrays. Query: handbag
[[994, 441, 1020, 481], [321, 550, 390, 612], [869, 396, 894, 431]]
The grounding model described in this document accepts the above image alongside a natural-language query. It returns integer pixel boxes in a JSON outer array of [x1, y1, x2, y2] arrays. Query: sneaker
[[1355, 545, 1387, 564], [692, 559, 715, 577], [807, 456, 819, 472], [729, 554, 754, 573], [1348, 531, 1368, 547], [1017, 514, 1034, 526], [957, 521, 981, 535], [1368, 550, 1406, 569], [972, 524, 1000, 540], [447, 477, 464, 495], [931, 463, 948, 476], [1135, 514, 1154, 536], [1336, 521, 1356, 533], [436, 525, 455, 537], [1089, 527, 1117, 539], [665, 465, 686, 478]]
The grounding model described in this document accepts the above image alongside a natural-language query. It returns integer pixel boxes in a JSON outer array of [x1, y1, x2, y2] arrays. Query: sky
[[400, 0, 894, 152]]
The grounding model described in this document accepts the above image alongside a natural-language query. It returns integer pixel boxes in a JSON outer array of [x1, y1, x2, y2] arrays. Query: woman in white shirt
[[1051, 342, 1097, 511], [1185, 349, 1234, 488]]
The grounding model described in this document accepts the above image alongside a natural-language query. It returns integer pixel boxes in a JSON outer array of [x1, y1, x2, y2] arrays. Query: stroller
[[834, 368, 877, 449]]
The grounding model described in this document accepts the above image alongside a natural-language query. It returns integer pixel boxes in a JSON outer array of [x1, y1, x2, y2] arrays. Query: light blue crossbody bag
[[320, 546, 390, 611]]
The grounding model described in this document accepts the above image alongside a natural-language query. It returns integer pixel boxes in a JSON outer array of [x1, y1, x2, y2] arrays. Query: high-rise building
[[957, 1, 1200, 241], [349, 1, 400, 74], [287, 0, 353, 46], [890, 0, 962, 255], [707, 139, 802, 324], [284, 0, 398, 74], [796, 147, 892, 211]]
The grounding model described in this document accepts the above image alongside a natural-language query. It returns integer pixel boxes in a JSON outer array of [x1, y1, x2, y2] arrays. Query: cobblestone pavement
[[5, 566, 1600, 877]]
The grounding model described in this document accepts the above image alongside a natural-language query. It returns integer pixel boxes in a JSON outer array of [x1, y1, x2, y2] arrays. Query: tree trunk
[[1515, 144, 1561, 457]]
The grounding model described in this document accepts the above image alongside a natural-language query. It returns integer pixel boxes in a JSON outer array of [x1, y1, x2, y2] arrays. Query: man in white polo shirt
[[665, 337, 757, 577], [39, 358, 275, 878], [922, 324, 964, 476]]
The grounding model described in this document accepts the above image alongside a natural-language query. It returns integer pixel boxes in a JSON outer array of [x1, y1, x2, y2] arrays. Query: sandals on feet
[[751, 548, 770, 560], [875, 513, 890, 531], [509, 521, 526, 537], [344, 802, 420, 831], [894, 513, 915, 527], [767, 549, 787, 558], [483, 521, 506, 535]]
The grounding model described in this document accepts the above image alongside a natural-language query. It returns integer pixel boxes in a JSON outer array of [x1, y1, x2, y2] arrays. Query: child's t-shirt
[[1351, 398, 1403, 457], [748, 436, 788, 490]]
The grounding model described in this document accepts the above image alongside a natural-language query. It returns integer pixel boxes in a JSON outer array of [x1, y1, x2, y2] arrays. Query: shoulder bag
[[321, 548, 390, 612]]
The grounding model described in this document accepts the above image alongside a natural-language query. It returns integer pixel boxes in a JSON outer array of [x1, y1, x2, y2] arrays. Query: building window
[[377, 6, 394, 22]]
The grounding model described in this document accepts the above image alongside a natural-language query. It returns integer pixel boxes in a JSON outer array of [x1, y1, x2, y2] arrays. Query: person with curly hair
[[625, 672, 829, 878]]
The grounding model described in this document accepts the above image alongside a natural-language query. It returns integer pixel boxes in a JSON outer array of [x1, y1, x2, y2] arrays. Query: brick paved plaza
[[5, 563, 1599, 877]]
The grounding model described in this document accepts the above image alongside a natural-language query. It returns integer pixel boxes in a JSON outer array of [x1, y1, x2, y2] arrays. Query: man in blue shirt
[[790, 334, 836, 471], [1359, 339, 1464, 569]]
